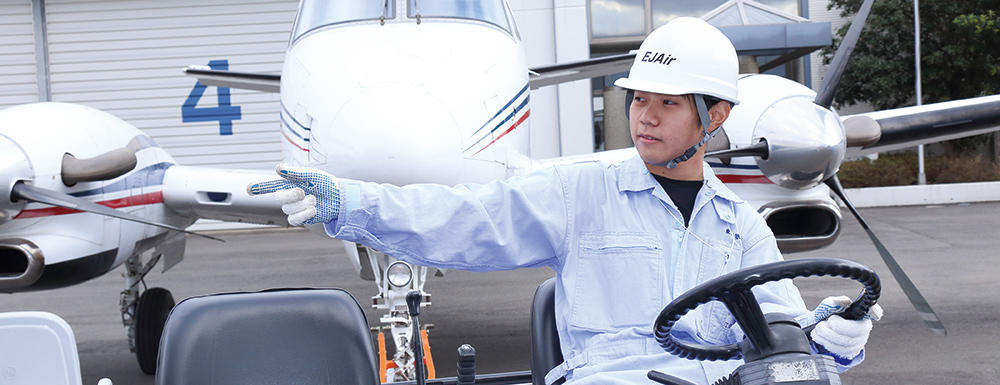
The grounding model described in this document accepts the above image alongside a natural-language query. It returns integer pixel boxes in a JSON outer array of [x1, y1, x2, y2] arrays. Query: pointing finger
[[247, 179, 295, 196], [275, 163, 333, 189]]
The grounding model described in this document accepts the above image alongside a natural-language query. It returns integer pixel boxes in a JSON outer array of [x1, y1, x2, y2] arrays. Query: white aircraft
[[1, 0, 999, 381]]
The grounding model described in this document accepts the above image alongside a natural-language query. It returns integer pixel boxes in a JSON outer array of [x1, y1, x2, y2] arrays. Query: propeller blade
[[11, 182, 224, 243], [705, 140, 769, 159], [824, 175, 946, 335], [814, 0, 876, 108]]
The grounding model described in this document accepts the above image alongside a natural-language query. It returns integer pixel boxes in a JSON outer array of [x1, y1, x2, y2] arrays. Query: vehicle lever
[[406, 290, 428, 385], [647, 370, 698, 385], [456, 344, 476, 385]]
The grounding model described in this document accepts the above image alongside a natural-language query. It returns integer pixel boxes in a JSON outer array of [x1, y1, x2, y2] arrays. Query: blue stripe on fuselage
[[463, 95, 530, 153], [468, 84, 529, 140], [280, 102, 312, 131], [280, 112, 310, 142]]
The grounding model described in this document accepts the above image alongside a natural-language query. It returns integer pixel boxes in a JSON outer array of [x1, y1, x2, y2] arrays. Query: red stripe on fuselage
[[281, 128, 310, 152], [716, 174, 772, 184], [14, 191, 165, 219], [473, 110, 530, 156]]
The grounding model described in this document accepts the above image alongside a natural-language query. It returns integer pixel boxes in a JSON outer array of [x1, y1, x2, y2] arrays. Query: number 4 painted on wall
[[182, 59, 242, 135]]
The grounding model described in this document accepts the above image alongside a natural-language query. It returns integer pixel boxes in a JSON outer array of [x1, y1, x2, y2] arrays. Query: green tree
[[824, 0, 1000, 109], [824, 0, 1000, 163]]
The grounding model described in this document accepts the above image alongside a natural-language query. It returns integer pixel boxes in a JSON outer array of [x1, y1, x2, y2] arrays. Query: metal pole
[[915, 0, 926, 185]]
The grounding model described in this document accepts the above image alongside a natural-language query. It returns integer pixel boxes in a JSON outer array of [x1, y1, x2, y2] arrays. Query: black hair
[[624, 91, 732, 120]]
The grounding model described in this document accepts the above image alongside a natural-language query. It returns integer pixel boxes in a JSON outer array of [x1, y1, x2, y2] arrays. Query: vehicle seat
[[156, 288, 379, 385], [531, 278, 564, 385], [0, 311, 83, 385]]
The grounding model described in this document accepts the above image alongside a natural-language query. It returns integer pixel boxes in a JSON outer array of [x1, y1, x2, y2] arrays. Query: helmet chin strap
[[653, 94, 716, 169]]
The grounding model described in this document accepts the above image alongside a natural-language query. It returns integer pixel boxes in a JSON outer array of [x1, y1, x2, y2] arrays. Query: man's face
[[628, 91, 703, 165]]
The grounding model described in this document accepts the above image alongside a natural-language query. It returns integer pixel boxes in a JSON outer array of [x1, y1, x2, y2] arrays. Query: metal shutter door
[[0, 0, 39, 109], [45, 0, 298, 169]]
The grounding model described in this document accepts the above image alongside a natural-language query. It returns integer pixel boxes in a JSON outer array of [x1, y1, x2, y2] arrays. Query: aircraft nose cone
[[317, 85, 462, 185]]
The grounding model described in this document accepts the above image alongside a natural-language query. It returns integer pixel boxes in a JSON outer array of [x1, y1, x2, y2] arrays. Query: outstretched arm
[[249, 164, 571, 272]]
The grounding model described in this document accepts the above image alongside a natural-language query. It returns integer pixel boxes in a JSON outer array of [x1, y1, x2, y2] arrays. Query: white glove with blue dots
[[810, 295, 884, 360], [247, 164, 341, 226]]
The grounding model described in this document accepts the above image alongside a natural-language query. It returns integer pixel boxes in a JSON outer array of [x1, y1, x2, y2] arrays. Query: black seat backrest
[[156, 288, 379, 385], [530, 278, 563, 385]]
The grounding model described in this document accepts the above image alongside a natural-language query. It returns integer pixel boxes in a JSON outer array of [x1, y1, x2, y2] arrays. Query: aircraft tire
[[135, 287, 175, 375]]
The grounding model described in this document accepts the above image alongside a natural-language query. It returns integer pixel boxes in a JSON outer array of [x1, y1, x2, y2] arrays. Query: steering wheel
[[653, 258, 880, 361]]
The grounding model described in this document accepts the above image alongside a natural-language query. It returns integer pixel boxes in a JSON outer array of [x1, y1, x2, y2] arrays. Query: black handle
[[456, 344, 476, 385], [407, 290, 423, 317], [647, 370, 698, 385], [407, 290, 426, 385]]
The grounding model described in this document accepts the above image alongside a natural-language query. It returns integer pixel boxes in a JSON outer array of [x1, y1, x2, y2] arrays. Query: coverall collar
[[617, 154, 743, 203]]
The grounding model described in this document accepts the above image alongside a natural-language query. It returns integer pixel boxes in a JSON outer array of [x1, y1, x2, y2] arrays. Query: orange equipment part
[[377, 331, 389, 384], [376, 328, 437, 382], [421, 328, 436, 379]]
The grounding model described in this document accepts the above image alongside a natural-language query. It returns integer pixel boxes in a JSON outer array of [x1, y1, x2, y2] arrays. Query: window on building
[[590, 0, 646, 38], [755, 0, 799, 16], [650, 0, 727, 28], [591, 0, 804, 44]]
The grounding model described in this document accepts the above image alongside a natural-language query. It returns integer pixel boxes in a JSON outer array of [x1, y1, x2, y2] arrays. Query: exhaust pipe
[[0, 239, 44, 292], [759, 200, 842, 253]]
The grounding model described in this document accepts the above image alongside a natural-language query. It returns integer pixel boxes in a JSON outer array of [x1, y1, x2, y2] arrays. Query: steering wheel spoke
[[721, 289, 773, 353]]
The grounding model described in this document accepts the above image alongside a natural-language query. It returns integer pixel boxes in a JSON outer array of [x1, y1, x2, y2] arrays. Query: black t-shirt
[[651, 174, 703, 227]]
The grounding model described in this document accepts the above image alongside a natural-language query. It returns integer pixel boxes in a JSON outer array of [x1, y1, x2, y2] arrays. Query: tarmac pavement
[[2, 202, 998, 385]]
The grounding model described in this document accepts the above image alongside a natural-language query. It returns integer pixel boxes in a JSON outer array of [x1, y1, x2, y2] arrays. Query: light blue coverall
[[324, 155, 862, 384]]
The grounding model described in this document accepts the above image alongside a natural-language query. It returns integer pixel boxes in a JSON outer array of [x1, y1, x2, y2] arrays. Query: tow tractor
[[2, 257, 878, 385]]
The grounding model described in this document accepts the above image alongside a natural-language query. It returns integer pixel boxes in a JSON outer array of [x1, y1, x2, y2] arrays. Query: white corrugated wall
[[0, 0, 39, 109], [808, 0, 848, 92], [44, 0, 298, 169]]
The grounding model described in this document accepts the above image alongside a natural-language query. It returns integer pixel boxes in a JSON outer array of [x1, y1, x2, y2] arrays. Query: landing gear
[[353, 245, 437, 383], [120, 252, 174, 375], [134, 287, 174, 374]]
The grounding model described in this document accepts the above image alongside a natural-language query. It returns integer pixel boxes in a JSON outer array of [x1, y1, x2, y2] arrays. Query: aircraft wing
[[184, 65, 280, 92], [845, 94, 1000, 157], [528, 52, 635, 90], [185, 51, 636, 93], [161, 165, 287, 226]]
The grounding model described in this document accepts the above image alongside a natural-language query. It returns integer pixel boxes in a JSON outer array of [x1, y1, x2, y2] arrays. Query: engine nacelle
[[0, 102, 190, 292]]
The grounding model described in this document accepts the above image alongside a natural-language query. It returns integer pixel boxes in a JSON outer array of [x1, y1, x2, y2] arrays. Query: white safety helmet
[[616, 17, 740, 168], [615, 17, 739, 104]]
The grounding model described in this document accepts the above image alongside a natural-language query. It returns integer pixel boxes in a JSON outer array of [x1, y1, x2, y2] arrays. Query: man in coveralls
[[249, 17, 882, 385]]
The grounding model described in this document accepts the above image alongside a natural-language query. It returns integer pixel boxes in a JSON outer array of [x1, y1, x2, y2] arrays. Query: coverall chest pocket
[[693, 228, 741, 344], [570, 233, 664, 332]]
